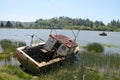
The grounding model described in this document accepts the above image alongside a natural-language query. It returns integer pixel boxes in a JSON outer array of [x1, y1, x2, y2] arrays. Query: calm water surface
[[0, 28, 120, 53]]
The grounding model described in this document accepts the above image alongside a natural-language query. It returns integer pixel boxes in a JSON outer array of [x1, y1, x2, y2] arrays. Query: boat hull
[[16, 49, 40, 73], [16, 46, 66, 73]]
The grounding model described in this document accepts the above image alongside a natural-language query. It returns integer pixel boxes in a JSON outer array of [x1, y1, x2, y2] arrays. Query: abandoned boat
[[16, 34, 79, 73]]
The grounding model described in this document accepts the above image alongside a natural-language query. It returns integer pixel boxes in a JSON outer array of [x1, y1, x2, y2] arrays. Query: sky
[[0, 0, 120, 24]]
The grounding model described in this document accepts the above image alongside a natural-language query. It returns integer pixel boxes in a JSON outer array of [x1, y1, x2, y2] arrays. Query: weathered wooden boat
[[99, 32, 107, 36], [16, 34, 79, 73]]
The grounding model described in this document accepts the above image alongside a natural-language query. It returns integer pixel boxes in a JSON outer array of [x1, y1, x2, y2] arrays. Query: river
[[0, 28, 120, 53]]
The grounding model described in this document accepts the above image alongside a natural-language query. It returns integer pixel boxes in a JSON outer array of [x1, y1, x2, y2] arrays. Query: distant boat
[[99, 32, 107, 36], [16, 34, 79, 73]]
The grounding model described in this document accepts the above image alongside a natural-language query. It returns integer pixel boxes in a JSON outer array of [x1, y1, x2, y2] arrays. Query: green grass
[[0, 39, 26, 54], [0, 53, 120, 80], [80, 52, 120, 79], [102, 43, 118, 48], [0, 65, 33, 80], [0, 39, 26, 60], [0, 64, 101, 80], [0, 57, 120, 80], [81, 52, 120, 68], [80, 43, 119, 49]]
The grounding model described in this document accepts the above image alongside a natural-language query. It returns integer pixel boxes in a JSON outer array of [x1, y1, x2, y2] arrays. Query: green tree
[[94, 21, 99, 28], [107, 19, 120, 31], [0, 22, 4, 27], [99, 21, 105, 26], [33, 16, 106, 30], [6, 21, 13, 28], [93, 21, 105, 30], [16, 22, 23, 28], [85, 19, 93, 28]]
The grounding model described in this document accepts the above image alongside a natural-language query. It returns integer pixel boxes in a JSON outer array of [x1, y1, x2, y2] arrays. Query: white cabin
[[44, 34, 79, 56]]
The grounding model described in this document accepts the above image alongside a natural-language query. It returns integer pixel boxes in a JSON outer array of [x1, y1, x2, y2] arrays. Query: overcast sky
[[0, 0, 120, 24]]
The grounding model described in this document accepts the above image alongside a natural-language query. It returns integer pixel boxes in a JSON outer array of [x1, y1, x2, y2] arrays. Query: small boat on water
[[16, 34, 79, 73], [99, 32, 107, 36]]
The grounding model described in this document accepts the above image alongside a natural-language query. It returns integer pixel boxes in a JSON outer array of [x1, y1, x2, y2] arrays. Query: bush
[[87, 42, 104, 53]]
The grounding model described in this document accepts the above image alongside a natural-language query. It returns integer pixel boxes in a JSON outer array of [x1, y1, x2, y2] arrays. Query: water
[[0, 28, 120, 53], [0, 29, 120, 66]]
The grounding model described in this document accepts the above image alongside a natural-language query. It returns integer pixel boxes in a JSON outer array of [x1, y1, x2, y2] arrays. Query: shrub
[[86, 42, 104, 53]]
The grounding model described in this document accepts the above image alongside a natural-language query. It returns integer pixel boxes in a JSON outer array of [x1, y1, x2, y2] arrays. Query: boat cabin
[[44, 34, 78, 56]]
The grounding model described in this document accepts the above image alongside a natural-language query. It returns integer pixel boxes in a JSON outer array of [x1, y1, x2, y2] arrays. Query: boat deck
[[22, 45, 56, 63]]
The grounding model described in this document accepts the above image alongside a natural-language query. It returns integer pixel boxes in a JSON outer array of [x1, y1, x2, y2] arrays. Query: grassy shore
[[0, 52, 120, 80], [0, 40, 120, 80]]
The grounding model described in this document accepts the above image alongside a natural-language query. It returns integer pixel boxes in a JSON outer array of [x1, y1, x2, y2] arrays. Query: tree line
[[32, 16, 120, 31], [33, 17, 105, 29], [0, 17, 120, 31], [0, 21, 23, 28]]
